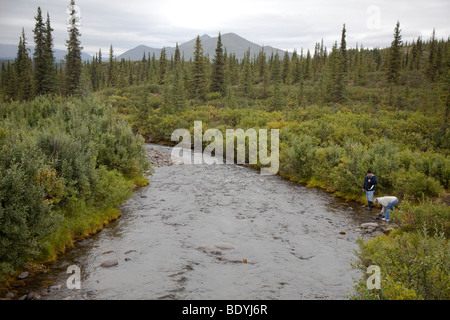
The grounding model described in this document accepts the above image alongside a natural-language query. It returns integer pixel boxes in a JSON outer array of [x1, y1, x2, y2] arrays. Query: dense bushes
[[352, 202, 449, 300], [0, 95, 149, 279], [106, 85, 448, 203]]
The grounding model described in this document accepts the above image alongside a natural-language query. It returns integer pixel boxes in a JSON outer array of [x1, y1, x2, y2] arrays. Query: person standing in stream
[[362, 170, 377, 211]]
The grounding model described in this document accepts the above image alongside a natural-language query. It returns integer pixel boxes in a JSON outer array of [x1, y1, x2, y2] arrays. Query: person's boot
[[365, 201, 373, 211]]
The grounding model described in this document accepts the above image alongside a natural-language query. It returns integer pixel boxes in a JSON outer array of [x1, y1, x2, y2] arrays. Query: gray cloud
[[1, 0, 449, 56]]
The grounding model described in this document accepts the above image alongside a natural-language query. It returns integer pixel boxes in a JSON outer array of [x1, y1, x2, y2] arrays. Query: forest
[[0, 1, 449, 299]]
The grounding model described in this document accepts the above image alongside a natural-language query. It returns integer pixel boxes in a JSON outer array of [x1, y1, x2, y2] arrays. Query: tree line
[[1, 7, 449, 110], [1, 1, 83, 100]]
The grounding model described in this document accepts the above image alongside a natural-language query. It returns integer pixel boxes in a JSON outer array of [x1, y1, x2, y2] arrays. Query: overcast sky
[[1, 0, 449, 56]]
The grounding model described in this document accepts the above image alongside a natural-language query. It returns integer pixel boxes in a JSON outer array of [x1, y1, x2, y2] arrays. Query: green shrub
[[395, 169, 443, 199], [286, 135, 316, 180], [352, 227, 449, 300], [395, 201, 450, 237], [0, 95, 149, 280], [0, 162, 60, 276]]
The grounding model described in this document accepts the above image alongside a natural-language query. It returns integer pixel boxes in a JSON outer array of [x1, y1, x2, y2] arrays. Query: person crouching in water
[[362, 170, 377, 210], [374, 196, 399, 222]]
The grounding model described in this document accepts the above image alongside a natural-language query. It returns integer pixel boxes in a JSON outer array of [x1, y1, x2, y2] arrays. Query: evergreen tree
[[281, 50, 290, 84], [427, 29, 439, 82], [258, 49, 269, 97], [2, 61, 16, 100], [258, 47, 266, 79], [15, 28, 33, 100], [90, 54, 99, 91], [340, 24, 348, 73], [271, 52, 283, 109], [355, 44, 367, 85], [107, 45, 116, 87], [240, 48, 253, 96], [409, 40, 417, 70], [386, 21, 403, 84], [33, 7, 45, 95], [190, 36, 208, 99], [291, 49, 301, 84], [174, 43, 181, 67], [169, 64, 187, 113], [415, 36, 423, 70], [42, 12, 57, 94], [271, 52, 281, 83], [157, 47, 167, 85], [211, 33, 226, 94], [327, 41, 345, 103], [65, 0, 83, 95], [304, 50, 311, 80]]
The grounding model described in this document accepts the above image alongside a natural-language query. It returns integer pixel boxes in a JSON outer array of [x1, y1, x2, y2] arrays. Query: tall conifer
[[190, 36, 208, 99], [33, 7, 45, 95], [65, 0, 83, 95], [211, 33, 225, 94], [386, 21, 403, 84]]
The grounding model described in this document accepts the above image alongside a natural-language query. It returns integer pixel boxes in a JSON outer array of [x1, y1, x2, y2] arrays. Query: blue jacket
[[363, 175, 377, 191]]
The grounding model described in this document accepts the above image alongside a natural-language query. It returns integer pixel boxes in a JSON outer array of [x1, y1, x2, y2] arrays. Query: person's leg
[[385, 199, 398, 220], [366, 191, 374, 210]]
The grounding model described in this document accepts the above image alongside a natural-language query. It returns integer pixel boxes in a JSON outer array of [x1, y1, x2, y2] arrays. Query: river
[[12, 143, 376, 300]]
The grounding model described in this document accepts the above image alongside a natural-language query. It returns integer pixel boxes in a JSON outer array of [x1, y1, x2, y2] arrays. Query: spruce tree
[[427, 29, 438, 82], [33, 7, 45, 95], [240, 48, 253, 96], [258, 49, 269, 97], [386, 21, 403, 84], [190, 36, 208, 99], [169, 64, 187, 113], [107, 45, 116, 87], [174, 43, 181, 67], [211, 33, 225, 95], [42, 12, 56, 94], [65, 0, 83, 95], [304, 50, 311, 80], [327, 41, 345, 103], [415, 37, 423, 70], [157, 47, 167, 85], [340, 24, 348, 73], [271, 52, 283, 109], [291, 49, 301, 84], [2, 61, 16, 100], [281, 50, 290, 84], [15, 28, 33, 100], [271, 52, 281, 83]]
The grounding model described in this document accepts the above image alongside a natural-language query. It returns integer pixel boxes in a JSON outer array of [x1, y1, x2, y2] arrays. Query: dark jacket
[[363, 175, 377, 191]]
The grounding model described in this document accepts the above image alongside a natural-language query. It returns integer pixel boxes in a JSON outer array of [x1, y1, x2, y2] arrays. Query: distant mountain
[[116, 44, 164, 61], [118, 33, 287, 61], [0, 43, 92, 62]]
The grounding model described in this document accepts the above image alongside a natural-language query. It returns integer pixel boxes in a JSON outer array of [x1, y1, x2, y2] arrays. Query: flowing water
[[13, 144, 375, 300]]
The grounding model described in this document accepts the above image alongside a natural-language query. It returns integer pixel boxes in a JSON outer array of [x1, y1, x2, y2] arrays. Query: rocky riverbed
[[2, 144, 393, 300]]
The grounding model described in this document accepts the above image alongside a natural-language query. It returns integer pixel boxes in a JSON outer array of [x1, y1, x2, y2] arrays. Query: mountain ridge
[[117, 33, 287, 61], [0, 43, 92, 61]]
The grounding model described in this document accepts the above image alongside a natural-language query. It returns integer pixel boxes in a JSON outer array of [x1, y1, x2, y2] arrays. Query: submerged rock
[[214, 243, 234, 250], [100, 258, 118, 268], [360, 222, 378, 228], [18, 271, 29, 280]]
